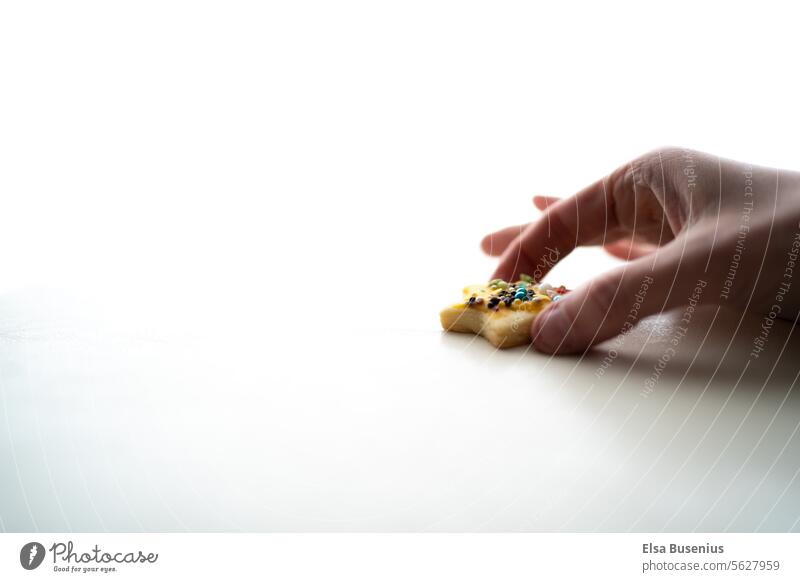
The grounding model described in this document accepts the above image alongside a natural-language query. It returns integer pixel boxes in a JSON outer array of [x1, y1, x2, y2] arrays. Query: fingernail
[[532, 305, 572, 353]]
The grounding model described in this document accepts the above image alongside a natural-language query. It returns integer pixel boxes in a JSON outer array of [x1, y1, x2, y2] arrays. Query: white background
[[2, 1, 800, 533]]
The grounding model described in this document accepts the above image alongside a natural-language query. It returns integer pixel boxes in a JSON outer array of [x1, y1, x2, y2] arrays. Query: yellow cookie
[[439, 277, 567, 348]]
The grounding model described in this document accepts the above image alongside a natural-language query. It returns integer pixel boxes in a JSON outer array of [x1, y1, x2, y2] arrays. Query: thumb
[[531, 247, 710, 354]]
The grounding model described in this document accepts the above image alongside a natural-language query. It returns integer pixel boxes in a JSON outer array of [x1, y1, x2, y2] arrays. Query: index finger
[[492, 164, 633, 281]]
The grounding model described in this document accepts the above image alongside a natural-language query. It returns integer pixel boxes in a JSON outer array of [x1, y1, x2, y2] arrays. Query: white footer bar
[[1, 533, 797, 581]]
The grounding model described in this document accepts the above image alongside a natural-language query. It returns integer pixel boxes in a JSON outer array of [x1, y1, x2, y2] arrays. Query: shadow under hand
[[585, 305, 800, 399]]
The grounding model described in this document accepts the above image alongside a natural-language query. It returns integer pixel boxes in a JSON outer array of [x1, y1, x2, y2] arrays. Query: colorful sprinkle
[[462, 281, 564, 311]]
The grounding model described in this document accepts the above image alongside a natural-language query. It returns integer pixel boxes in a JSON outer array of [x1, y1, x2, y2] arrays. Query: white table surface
[[2, 268, 799, 533], [4, 0, 800, 536]]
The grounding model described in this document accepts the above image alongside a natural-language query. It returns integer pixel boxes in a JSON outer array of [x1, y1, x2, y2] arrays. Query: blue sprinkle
[[552, 295, 562, 301]]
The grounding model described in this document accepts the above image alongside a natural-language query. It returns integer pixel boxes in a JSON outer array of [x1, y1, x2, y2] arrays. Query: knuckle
[[635, 147, 688, 182]]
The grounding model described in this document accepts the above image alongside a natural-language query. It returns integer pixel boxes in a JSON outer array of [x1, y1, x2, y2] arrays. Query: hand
[[481, 147, 800, 354]]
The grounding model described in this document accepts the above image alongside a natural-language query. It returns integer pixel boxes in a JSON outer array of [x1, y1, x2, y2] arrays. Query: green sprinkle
[[519, 273, 534, 283]]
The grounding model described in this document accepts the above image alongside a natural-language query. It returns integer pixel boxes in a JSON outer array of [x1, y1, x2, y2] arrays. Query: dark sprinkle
[[487, 297, 500, 308]]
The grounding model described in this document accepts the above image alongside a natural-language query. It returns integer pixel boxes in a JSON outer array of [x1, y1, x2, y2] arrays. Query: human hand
[[481, 148, 800, 354]]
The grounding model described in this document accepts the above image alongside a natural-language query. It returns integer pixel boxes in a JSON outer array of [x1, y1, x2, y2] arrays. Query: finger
[[481, 197, 558, 256], [480, 224, 529, 256], [530, 241, 708, 354], [603, 240, 659, 261], [493, 164, 636, 281], [533, 195, 561, 212]]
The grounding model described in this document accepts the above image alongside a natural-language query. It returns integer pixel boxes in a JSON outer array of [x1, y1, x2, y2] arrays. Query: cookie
[[439, 276, 568, 348]]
